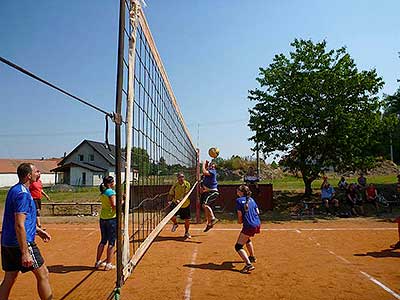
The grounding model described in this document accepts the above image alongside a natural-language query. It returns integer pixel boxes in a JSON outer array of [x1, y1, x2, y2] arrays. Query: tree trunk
[[303, 176, 314, 196]]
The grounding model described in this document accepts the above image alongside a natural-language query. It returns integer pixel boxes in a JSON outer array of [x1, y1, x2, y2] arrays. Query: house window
[[89, 154, 94, 161], [78, 155, 84, 161]]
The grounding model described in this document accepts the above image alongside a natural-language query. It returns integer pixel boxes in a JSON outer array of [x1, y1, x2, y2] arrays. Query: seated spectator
[[321, 182, 339, 215], [347, 183, 364, 216], [244, 166, 260, 194], [365, 183, 379, 214], [338, 176, 348, 191], [357, 173, 367, 187], [320, 175, 328, 189]]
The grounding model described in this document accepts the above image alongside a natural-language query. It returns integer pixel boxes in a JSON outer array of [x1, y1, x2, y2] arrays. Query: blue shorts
[[99, 218, 117, 246]]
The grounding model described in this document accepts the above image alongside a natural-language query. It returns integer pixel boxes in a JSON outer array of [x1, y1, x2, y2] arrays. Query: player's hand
[[37, 229, 51, 242], [21, 251, 33, 268]]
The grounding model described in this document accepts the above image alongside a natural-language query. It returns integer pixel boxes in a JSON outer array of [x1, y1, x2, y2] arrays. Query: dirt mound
[[368, 160, 399, 176]]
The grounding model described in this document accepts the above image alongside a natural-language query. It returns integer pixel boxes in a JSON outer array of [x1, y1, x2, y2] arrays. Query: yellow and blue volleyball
[[208, 147, 220, 158]]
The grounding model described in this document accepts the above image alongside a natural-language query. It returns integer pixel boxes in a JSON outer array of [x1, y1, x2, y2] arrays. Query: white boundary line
[[46, 227, 397, 232], [184, 245, 199, 300], [360, 271, 400, 299], [190, 227, 396, 232], [305, 234, 400, 299]]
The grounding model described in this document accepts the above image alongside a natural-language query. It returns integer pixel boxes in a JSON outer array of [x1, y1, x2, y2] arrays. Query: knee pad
[[235, 243, 243, 252], [246, 239, 251, 244]]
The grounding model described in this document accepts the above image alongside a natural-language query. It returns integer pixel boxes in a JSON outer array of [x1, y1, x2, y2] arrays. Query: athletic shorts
[[33, 198, 42, 214], [200, 191, 219, 205], [100, 218, 117, 246], [241, 225, 261, 237], [1, 242, 44, 273], [169, 202, 191, 220]]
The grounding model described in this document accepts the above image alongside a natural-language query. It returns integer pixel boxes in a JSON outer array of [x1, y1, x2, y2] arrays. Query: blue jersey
[[1, 183, 37, 246], [235, 196, 260, 229], [203, 169, 218, 190], [321, 186, 335, 199]]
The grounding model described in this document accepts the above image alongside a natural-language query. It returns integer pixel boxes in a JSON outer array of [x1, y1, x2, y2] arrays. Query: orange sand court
[[0, 219, 399, 300]]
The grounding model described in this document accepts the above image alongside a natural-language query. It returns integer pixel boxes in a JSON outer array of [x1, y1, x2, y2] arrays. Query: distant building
[[51, 140, 138, 186], [0, 158, 60, 188]]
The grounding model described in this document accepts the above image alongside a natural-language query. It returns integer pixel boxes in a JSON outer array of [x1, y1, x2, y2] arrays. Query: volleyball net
[[113, 0, 199, 296]]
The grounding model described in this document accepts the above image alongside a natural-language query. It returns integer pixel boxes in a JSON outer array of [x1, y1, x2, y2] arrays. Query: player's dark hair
[[17, 163, 33, 181], [238, 185, 252, 212], [100, 176, 114, 193]]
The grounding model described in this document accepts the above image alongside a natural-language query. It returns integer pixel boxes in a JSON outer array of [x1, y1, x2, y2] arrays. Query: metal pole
[[196, 148, 201, 224], [115, 0, 126, 291], [256, 142, 260, 177]]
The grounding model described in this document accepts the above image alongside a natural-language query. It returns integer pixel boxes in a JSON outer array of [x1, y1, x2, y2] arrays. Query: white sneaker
[[171, 224, 178, 232], [95, 260, 106, 269], [105, 263, 116, 271], [184, 232, 192, 239]]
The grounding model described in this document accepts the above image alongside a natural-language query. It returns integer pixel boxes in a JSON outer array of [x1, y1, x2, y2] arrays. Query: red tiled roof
[[0, 158, 61, 174]]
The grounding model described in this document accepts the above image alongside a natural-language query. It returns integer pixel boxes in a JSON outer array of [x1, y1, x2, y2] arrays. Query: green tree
[[132, 147, 150, 177], [383, 88, 400, 162], [248, 39, 385, 195]]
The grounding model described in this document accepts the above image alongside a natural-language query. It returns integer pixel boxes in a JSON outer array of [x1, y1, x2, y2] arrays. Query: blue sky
[[1, 0, 399, 161]]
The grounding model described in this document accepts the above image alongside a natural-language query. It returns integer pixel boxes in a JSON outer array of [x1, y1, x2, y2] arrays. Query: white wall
[[0, 173, 55, 188]]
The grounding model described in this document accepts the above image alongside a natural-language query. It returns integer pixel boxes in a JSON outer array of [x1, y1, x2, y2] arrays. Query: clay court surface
[[0, 219, 399, 300]]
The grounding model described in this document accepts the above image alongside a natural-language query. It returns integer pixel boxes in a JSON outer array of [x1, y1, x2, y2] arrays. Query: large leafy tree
[[248, 39, 385, 195], [382, 87, 400, 162]]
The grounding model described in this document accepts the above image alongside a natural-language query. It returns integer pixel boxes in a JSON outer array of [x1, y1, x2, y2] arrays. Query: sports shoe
[[95, 260, 106, 269], [203, 224, 212, 232], [211, 218, 219, 226], [171, 223, 179, 232], [240, 264, 255, 273], [105, 263, 116, 271], [249, 256, 257, 263], [390, 241, 400, 249], [184, 232, 192, 239]]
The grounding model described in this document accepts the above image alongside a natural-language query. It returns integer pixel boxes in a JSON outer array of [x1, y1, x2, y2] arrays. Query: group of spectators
[[320, 173, 380, 216]]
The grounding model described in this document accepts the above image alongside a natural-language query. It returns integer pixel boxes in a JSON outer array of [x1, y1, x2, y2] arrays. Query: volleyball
[[208, 147, 220, 158]]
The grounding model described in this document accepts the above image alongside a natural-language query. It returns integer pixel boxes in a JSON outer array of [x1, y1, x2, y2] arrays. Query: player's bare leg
[[0, 271, 18, 300], [235, 233, 251, 265], [32, 264, 53, 300]]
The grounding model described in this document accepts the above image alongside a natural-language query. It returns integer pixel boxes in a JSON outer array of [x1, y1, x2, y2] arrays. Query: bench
[[42, 202, 101, 216]]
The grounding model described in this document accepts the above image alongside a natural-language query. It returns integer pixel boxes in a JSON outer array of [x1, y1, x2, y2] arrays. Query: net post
[[196, 148, 201, 224], [115, 0, 126, 291]]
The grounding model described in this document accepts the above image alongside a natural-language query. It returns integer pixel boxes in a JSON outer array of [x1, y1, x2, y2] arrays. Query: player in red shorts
[[234, 185, 261, 273]]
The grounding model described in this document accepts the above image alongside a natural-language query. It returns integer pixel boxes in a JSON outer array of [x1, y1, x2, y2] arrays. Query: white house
[[0, 158, 60, 188], [52, 140, 138, 186]]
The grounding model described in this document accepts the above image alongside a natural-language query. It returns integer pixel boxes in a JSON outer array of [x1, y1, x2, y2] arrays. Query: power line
[[0, 55, 112, 117], [0, 130, 103, 137]]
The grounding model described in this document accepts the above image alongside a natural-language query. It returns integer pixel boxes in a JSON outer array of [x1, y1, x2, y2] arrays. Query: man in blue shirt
[[201, 160, 219, 232], [321, 182, 339, 215], [0, 163, 52, 300]]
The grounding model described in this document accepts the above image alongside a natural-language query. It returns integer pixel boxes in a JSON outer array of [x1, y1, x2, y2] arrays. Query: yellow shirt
[[100, 188, 116, 219], [169, 180, 191, 208]]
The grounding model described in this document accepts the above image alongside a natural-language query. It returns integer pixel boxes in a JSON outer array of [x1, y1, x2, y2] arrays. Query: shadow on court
[[354, 249, 400, 258], [48, 265, 95, 273], [154, 235, 202, 244], [183, 261, 243, 272]]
